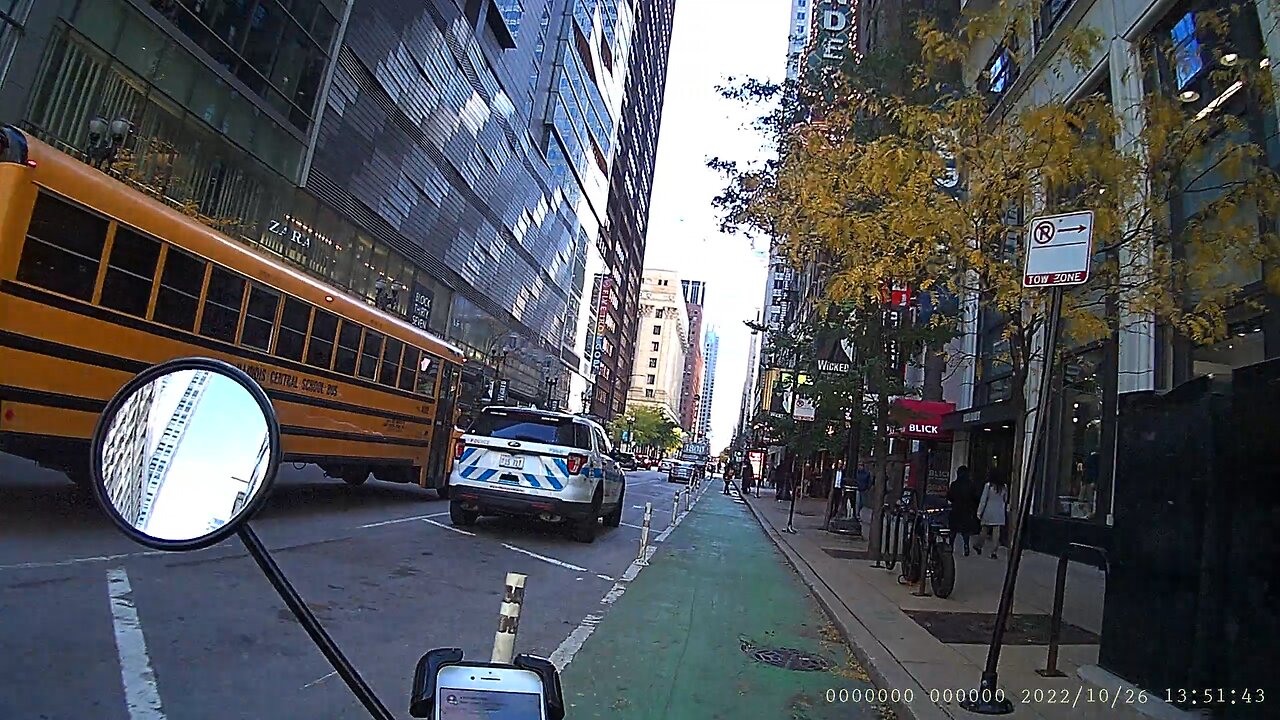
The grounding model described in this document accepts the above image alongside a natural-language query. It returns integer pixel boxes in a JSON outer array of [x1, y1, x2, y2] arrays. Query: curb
[[738, 491, 952, 720]]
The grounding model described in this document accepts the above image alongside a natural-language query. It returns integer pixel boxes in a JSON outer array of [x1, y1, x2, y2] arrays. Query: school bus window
[[380, 337, 403, 387], [307, 309, 339, 369], [416, 355, 439, 396], [200, 266, 246, 343], [399, 347, 421, 392], [16, 192, 108, 302], [153, 247, 207, 331], [240, 285, 279, 351], [276, 297, 310, 361], [334, 321, 362, 375], [99, 226, 160, 318], [358, 331, 383, 380]]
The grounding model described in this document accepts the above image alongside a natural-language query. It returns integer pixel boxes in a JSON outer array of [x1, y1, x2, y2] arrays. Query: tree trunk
[[868, 389, 891, 557], [1007, 369, 1029, 543]]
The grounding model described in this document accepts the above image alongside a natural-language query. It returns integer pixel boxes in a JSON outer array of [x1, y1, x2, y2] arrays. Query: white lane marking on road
[[0, 550, 171, 571], [359, 512, 445, 528], [550, 489, 714, 671], [302, 671, 338, 689], [596, 574, 614, 582], [619, 522, 645, 530], [107, 568, 166, 720], [422, 519, 475, 536], [500, 543, 588, 572]]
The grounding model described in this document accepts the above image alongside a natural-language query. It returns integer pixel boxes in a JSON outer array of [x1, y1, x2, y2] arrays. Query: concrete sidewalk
[[740, 490, 1197, 720]]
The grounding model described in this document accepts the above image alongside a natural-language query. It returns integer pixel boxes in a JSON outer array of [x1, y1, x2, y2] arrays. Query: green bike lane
[[561, 487, 889, 719]]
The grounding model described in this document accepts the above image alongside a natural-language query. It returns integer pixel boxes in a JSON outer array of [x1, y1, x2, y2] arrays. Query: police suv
[[448, 407, 626, 543]]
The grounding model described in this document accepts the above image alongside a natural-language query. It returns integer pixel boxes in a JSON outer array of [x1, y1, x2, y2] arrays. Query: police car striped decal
[[456, 449, 566, 490]]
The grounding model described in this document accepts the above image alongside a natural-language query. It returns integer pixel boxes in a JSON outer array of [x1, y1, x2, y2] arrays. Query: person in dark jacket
[[739, 460, 755, 496], [947, 465, 981, 556]]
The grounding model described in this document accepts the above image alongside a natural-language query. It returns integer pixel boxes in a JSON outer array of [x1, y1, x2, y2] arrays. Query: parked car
[[616, 452, 638, 471], [658, 458, 673, 473]]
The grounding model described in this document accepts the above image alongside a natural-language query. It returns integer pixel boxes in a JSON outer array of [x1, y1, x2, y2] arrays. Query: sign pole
[[962, 285, 1064, 714], [783, 366, 800, 535]]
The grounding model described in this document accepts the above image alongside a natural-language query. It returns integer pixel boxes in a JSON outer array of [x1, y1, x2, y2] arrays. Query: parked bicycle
[[900, 502, 956, 598], [878, 489, 956, 598]]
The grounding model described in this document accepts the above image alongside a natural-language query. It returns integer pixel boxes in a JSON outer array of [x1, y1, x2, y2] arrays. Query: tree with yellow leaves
[[717, 0, 1280, 546]]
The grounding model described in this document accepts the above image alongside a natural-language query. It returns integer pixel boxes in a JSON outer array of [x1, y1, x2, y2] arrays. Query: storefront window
[[1051, 350, 1105, 520], [1192, 317, 1266, 376]]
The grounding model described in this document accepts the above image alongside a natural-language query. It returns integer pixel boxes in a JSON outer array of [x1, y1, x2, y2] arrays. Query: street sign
[[1022, 210, 1094, 288]]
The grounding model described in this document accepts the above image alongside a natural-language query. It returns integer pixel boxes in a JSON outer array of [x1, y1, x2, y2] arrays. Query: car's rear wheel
[[603, 485, 625, 528], [571, 487, 602, 543], [450, 500, 478, 526]]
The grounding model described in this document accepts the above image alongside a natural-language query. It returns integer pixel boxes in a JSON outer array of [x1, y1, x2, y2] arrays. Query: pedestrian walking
[[740, 460, 755, 496], [974, 470, 1009, 559], [853, 462, 872, 517], [723, 462, 735, 494], [947, 465, 981, 556]]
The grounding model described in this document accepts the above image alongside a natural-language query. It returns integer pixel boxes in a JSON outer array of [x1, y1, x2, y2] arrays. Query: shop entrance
[[967, 425, 1015, 487]]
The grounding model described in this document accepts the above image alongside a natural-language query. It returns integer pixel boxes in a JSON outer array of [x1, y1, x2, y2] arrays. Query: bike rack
[[1037, 542, 1110, 678]]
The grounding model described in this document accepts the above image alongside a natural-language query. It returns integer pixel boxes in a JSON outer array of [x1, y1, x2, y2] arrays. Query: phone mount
[[409, 648, 565, 720]]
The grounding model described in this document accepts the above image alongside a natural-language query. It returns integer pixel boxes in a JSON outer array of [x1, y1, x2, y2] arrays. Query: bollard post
[[671, 494, 679, 528], [491, 572, 527, 664], [637, 502, 652, 565], [1038, 551, 1071, 677]]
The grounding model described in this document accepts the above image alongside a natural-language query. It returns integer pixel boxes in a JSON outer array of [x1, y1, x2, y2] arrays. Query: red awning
[[890, 399, 956, 440]]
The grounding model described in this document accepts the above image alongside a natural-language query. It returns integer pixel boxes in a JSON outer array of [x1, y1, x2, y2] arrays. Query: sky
[[143, 371, 270, 540], [644, 0, 788, 452]]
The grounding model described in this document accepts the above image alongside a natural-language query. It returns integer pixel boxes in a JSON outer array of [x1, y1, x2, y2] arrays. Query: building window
[[648, 357, 657, 368], [645, 389, 655, 398], [655, 308, 665, 318], [1192, 317, 1266, 376], [982, 40, 1019, 110], [651, 341, 660, 351], [1036, 0, 1074, 45], [1047, 349, 1106, 521], [647, 374, 655, 384], [1170, 12, 1205, 91], [0, 0, 32, 87], [495, 0, 524, 38], [653, 324, 661, 335]]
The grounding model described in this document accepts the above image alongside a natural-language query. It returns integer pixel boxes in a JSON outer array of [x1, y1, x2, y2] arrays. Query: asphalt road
[[0, 453, 695, 720]]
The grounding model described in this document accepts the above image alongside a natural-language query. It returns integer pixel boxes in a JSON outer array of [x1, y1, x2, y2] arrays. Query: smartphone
[[433, 664, 547, 720]]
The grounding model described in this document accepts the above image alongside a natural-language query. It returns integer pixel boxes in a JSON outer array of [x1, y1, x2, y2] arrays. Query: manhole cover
[[904, 610, 1100, 646], [822, 547, 871, 560], [740, 638, 832, 671]]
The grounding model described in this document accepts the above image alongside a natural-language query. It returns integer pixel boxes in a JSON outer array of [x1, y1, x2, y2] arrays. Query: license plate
[[498, 455, 524, 470]]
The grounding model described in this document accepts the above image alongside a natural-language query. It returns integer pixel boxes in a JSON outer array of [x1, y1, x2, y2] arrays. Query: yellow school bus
[[0, 128, 465, 496]]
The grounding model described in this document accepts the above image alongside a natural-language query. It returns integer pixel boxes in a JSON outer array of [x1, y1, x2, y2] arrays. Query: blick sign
[[1022, 210, 1094, 288]]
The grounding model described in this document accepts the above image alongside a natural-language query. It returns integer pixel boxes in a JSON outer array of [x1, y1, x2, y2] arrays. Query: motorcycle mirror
[[89, 358, 281, 551]]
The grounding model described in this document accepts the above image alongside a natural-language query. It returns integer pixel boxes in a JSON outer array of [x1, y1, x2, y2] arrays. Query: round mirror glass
[[96, 367, 274, 544]]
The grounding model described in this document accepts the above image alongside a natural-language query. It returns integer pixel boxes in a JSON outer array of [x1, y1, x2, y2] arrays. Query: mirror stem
[[238, 526, 396, 720]]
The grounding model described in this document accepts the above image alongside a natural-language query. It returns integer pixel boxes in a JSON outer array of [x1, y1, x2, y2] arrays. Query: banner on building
[[806, 1, 857, 72], [592, 276, 613, 373], [409, 283, 434, 331]]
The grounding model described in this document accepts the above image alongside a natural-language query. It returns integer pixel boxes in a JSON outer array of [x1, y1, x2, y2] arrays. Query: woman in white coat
[[974, 471, 1009, 559]]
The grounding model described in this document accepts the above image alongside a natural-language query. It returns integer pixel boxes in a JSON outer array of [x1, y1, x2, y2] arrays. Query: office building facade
[[627, 269, 686, 424], [587, 0, 677, 421], [678, 279, 705, 433], [699, 325, 718, 442], [0, 0, 665, 416]]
